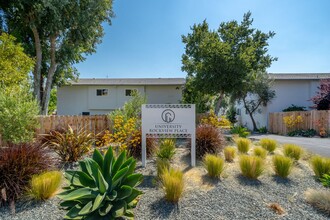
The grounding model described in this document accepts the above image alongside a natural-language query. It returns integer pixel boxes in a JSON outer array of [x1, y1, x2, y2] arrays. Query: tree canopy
[[181, 12, 277, 114], [0, 0, 114, 114], [310, 79, 330, 110]]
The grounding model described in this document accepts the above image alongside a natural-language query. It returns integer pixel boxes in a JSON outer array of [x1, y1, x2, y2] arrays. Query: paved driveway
[[250, 134, 330, 157]]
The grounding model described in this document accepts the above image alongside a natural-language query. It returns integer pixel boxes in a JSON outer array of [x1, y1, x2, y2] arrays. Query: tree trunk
[[214, 92, 224, 115], [41, 36, 57, 115], [31, 27, 42, 104], [243, 98, 261, 131]]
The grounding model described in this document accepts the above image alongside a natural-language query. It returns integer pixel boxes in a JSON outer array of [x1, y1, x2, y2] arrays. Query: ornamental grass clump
[[235, 138, 251, 154], [305, 188, 330, 215], [156, 139, 176, 160], [253, 147, 267, 159], [195, 124, 225, 158], [58, 147, 143, 219], [28, 171, 62, 201], [283, 144, 303, 160], [272, 155, 293, 178], [260, 138, 277, 153], [156, 158, 170, 179], [310, 156, 330, 178], [224, 146, 236, 162], [239, 155, 264, 179], [203, 154, 224, 178], [161, 168, 184, 203]]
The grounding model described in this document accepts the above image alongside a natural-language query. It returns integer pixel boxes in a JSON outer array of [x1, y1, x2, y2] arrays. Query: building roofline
[[269, 73, 330, 80], [67, 78, 186, 86]]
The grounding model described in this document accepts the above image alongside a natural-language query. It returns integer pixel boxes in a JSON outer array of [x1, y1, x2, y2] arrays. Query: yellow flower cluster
[[283, 115, 303, 129], [200, 110, 231, 128], [101, 115, 139, 151]]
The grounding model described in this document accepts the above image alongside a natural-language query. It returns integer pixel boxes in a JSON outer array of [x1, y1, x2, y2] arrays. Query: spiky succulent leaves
[[58, 147, 143, 219]]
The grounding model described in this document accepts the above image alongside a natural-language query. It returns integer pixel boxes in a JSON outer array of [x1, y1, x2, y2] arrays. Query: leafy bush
[[224, 146, 236, 162], [310, 156, 330, 178], [260, 138, 277, 153], [43, 125, 94, 162], [226, 105, 237, 124], [282, 104, 306, 112], [272, 155, 292, 178], [258, 126, 268, 134], [161, 168, 184, 203], [305, 189, 330, 215], [58, 147, 143, 219], [239, 155, 264, 179], [195, 124, 225, 159], [230, 126, 250, 138], [156, 139, 176, 160], [283, 115, 303, 132], [287, 129, 317, 137], [235, 138, 251, 154], [156, 158, 170, 179], [28, 171, 62, 201], [320, 174, 330, 187], [200, 110, 231, 128], [126, 129, 157, 159], [203, 154, 224, 178], [253, 147, 267, 159], [0, 143, 53, 209], [283, 144, 303, 160], [0, 85, 39, 144]]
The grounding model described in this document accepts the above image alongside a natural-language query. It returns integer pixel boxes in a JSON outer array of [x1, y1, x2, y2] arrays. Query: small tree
[[310, 79, 330, 110], [232, 72, 275, 131]]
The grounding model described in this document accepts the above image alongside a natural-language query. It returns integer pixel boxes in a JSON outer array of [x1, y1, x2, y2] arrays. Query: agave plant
[[58, 147, 143, 219]]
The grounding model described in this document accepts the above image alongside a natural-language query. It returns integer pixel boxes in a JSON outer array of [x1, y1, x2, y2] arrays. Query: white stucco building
[[236, 73, 330, 130], [57, 78, 185, 115]]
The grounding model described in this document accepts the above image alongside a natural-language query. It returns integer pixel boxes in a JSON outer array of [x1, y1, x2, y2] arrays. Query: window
[[96, 89, 108, 96], [125, 89, 138, 96]]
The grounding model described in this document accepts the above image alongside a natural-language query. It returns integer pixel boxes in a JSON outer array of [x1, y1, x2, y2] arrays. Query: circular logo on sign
[[161, 109, 175, 123]]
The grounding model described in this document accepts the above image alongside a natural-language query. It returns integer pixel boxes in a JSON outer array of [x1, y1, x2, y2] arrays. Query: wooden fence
[[37, 115, 110, 136], [268, 110, 330, 135]]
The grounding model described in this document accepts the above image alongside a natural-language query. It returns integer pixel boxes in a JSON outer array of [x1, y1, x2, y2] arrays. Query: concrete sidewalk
[[250, 134, 330, 157]]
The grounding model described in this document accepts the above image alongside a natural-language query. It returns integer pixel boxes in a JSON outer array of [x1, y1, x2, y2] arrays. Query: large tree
[[0, 0, 114, 114], [181, 12, 277, 114]]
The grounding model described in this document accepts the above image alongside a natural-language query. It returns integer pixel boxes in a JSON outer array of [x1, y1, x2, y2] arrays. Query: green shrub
[[0, 85, 39, 144], [239, 155, 264, 179], [230, 126, 250, 138], [253, 147, 267, 159], [28, 171, 62, 200], [195, 124, 225, 159], [161, 168, 184, 203], [0, 143, 54, 210], [305, 189, 330, 215], [43, 125, 94, 162], [282, 104, 306, 112], [260, 138, 277, 153], [310, 156, 330, 178], [320, 174, 330, 187], [58, 147, 143, 219], [203, 154, 224, 178], [283, 144, 303, 160], [156, 158, 170, 179], [156, 139, 176, 160], [272, 155, 293, 178], [224, 146, 236, 162], [258, 126, 268, 134], [235, 138, 251, 154]]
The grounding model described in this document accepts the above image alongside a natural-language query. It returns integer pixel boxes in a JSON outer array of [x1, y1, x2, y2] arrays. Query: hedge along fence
[[268, 110, 330, 135]]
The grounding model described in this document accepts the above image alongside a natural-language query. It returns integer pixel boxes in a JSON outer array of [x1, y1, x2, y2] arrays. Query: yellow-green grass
[[28, 171, 62, 200], [272, 155, 293, 178], [239, 155, 264, 179], [161, 168, 184, 203], [156, 158, 170, 179], [224, 146, 236, 162], [203, 154, 224, 178], [235, 138, 251, 154], [310, 156, 330, 178], [253, 147, 267, 159], [260, 138, 277, 153], [283, 144, 303, 160]]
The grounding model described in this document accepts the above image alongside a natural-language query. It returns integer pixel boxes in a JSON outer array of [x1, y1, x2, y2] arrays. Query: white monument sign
[[141, 104, 196, 167]]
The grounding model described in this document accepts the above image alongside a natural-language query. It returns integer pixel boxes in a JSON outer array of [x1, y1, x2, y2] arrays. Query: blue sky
[[75, 0, 330, 78]]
